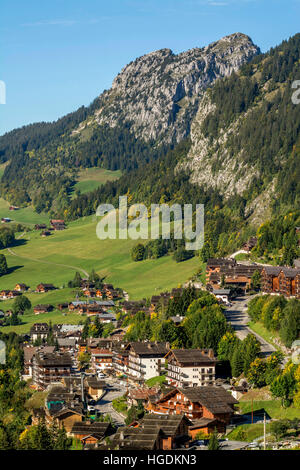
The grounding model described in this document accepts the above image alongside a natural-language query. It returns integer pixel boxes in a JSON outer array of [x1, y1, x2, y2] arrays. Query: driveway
[[96, 379, 127, 426]]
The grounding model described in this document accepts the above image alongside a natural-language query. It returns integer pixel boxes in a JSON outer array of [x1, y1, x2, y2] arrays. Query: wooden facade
[[261, 266, 300, 299], [146, 387, 238, 432]]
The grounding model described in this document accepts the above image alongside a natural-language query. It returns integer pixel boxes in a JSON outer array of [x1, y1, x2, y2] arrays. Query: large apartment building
[[261, 266, 300, 298], [127, 342, 170, 382], [165, 349, 216, 388], [32, 351, 73, 390]]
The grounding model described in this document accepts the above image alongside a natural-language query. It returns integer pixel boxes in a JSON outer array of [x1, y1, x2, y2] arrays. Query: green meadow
[[72, 168, 122, 196], [0, 166, 121, 225], [0, 198, 49, 226], [0, 288, 84, 334], [0, 215, 201, 301]]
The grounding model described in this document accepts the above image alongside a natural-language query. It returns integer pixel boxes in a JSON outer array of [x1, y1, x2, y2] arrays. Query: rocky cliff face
[[75, 33, 259, 144], [176, 91, 256, 196]]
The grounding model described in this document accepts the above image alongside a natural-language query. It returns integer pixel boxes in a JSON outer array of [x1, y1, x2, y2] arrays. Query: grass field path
[[6, 247, 89, 278]]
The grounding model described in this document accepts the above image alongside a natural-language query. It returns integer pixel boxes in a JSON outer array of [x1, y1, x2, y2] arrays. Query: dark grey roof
[[189, 418, 218, 429], [168, 349, 216, 364], [141, 413, 188, 436], [178, 386, 238, 413], [87, 377, 106, 389], [71, 422, 111, 436], [130, 342, 169, 356], [34, 351, 73, 366]]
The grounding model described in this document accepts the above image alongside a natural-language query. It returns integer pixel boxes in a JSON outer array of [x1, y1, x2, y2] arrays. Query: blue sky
[[0, 0, 299, 135]]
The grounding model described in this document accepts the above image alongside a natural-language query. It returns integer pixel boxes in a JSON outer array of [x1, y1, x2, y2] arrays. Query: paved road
[[96, 379, 127, 427], [224, 296, 276, 356]]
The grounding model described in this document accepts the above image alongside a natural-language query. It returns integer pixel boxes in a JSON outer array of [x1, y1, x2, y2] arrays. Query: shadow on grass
[[234, 408, 271, 425], [12, 238, 27, 248], [6, 264, 24, 274]]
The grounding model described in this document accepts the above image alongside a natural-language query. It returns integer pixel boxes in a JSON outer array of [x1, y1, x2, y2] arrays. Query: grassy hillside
[[0, 215, 201, 300], [72, 168, 122, 196], [0, 197, 49, 226], [0, 288, 85, 334], [0, 166, 121, 225]]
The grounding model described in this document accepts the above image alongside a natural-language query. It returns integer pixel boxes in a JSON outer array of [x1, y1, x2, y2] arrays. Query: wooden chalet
[[50, 219, 66, 231], [261, 266, 300, 299], [90, 347, 113, 371], [127, 386, 161, 407], [37, 405, 84, 433], [86, 377, 106, 399], [150, 293, 170, 313], [33, 304, 53, 314], [206, 258, 263, 291], [36, 283, 56, 293], [146, 386, 238, 433], [41, 230, 51, 237], [15, 283, 29, 291], [0, 290, 22, 299], [71, 422, 113, 447], [242, 237, 258, 252], [101, 414, 191, 450], [188, 418, 220, 437]]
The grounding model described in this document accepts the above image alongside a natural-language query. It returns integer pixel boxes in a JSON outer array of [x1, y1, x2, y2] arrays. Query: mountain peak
[[93, 33, 259, 143]]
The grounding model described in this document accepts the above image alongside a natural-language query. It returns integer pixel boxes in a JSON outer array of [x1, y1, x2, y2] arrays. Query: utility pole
[[263, 413, 266, 450], [81, 371, 85, 404]]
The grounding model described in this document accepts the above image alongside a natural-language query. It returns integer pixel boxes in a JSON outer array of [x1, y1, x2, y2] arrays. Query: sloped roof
[[178, 386, 238, 413], [34, 351, 72, 366], [167, 349, 216, 364], [141, 413, 188, 436], [23, 346, 55, 362], [71, 421, 111, 436], [86, 377, 106, 389], [111, 427, 160, 450], [189, 417, 218, 429], [130, 342, 169, 356]]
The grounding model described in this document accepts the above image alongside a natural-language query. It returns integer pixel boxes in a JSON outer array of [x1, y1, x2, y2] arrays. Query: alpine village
[[0, 30, 300, 453]]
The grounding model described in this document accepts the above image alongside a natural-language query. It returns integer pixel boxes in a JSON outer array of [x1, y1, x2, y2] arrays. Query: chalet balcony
[[128, 362, 146, 373]]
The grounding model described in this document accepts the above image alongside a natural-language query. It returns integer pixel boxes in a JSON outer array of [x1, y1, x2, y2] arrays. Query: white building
[[212, 289, 231, 305], [165, 349, 216, 388], [127, 342, 169, 382]]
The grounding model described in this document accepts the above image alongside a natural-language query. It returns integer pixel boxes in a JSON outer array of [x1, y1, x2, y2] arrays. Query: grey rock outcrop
[[75, 33, 260, 144]]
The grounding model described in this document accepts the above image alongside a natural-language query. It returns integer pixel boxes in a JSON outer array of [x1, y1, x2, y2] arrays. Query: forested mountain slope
[[0, 33, 258, 212], [66, 34, 300, 264], [178, 33, 300, 225]]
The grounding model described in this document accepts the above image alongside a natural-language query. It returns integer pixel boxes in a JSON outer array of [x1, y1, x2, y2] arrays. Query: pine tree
[[53, 425, 72, 450], [35, 418, 53, 450], [94, 316, 103, 338], [82, 318, 90, 340], [208, 429, 220, 450], [0, 254, 8, 276], [231, 346, 244, 377]]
